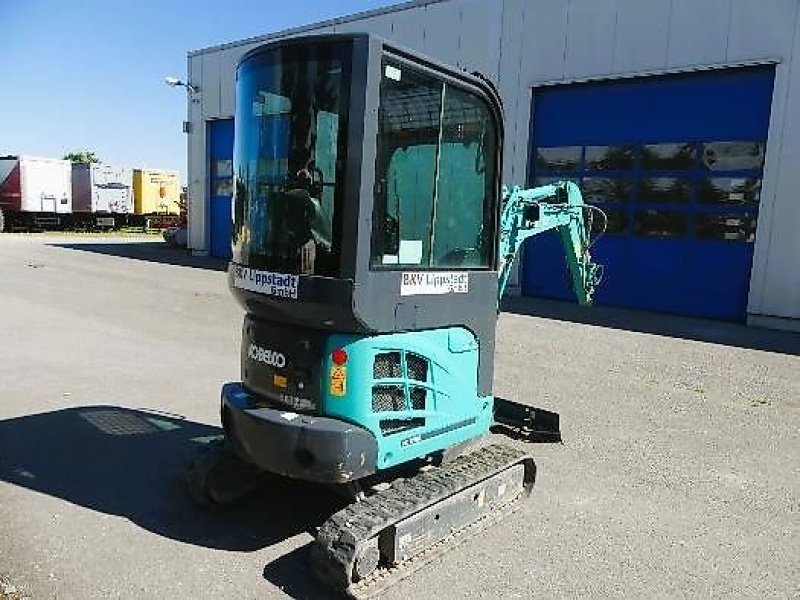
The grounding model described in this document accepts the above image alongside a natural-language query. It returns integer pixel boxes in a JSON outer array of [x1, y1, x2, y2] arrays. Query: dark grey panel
[[222, 382, 378, 483], [229, 268, 365, 333], [241, 315, 328, 413]]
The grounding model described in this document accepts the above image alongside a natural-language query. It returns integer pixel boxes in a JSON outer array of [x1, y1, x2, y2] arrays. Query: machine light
[[331, 348, 348, 365]]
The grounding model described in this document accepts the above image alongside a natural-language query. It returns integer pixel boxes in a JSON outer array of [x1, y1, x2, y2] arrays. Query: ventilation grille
[[372, 352, 431, 414], [373, 352, 402, 379], [380, 418, 425, 436], [410, 387, 426, 410], [372, 385, 405, 412], [406, 354, 428, 382]]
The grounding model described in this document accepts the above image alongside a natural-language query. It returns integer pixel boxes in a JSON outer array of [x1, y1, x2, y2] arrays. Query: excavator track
[[311, 444, 536, 598]]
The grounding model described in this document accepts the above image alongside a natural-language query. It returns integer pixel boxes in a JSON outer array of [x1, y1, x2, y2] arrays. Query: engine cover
[[241, 315, 327, 413]]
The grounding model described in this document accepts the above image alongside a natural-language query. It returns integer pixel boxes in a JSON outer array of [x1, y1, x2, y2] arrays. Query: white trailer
[[71, 163, 133, 227], [0, 155, 72, 230]]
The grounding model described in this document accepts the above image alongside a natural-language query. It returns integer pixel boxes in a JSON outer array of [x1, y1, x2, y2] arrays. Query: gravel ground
[[1, 577, 27, 600], [0, 234, 797, 599]]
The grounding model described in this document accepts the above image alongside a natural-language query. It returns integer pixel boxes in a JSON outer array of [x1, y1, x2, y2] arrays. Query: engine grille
[[373, 352, 402, 379], [371, 351, 432, 415], [410, 387, 427, 410], [372, 385, 405, 412], [380, 417, 425, 436], [406, 354, 428, 382]]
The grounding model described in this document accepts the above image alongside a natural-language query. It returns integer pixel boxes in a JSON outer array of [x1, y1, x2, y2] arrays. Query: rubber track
[[311, 444, 535, 598]]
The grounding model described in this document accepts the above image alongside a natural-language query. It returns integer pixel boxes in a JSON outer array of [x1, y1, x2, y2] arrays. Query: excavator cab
[[224, 34, 508, 481]]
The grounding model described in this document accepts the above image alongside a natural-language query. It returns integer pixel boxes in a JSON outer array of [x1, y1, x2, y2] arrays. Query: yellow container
[[133, 169, 181, 215]]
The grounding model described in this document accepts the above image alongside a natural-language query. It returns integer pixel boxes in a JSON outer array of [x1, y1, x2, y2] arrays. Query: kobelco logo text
[[247, 344, 286, 368]]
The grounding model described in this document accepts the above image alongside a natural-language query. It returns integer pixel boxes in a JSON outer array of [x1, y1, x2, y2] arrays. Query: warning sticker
[[330, 365, 347, 397], [400, 272, 469, 296], [232, 264, 299, 299]]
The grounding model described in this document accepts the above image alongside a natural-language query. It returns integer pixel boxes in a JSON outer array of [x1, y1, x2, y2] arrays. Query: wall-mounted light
[[164, 76, 199, 94]]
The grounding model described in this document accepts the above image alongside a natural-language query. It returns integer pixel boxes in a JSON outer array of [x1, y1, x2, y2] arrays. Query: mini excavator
[[185, 34, 604, 597]]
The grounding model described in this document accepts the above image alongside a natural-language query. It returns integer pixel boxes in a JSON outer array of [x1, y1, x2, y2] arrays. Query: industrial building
[[185, 0, 800, 330]]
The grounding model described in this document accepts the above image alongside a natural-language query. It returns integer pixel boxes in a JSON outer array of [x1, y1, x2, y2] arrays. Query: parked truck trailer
[[133, 169, 181, 216], [0, 155, 72, 231], [71, 163, 134, 228]]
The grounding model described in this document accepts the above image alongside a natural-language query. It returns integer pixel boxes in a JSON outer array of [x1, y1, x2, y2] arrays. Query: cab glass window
[[371, 60, 498, 269], [233, 41, 351, 276]]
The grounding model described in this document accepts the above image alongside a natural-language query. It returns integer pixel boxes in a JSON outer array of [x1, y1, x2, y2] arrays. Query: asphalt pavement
[[0, 234, 797, 599]]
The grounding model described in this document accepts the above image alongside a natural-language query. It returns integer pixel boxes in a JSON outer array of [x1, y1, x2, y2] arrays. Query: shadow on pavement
[[501, 296, 800, 356], [263, 544, 339, 600], [49, 241, 228, 271], [0, 406, 344, 571]]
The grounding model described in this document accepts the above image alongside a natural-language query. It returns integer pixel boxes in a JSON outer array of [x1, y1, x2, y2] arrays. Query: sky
[[0, 0, 399, 182]]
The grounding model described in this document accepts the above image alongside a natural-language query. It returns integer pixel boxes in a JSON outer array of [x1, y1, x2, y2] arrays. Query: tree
[[63, 150, 100, 164]]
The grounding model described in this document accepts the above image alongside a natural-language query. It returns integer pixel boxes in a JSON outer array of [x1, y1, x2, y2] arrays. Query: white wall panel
[[334, 15, 390, 36], [490, 0, 530, 291], [218, 47, 241, 118], [385, 8, 428, 49], [360, 18, 394, 38], [518, 0, 568, 83], [727, 0, 797, 62], [666, 0, 729, 67], [749, 58, 788, 315], [364, 18, 395, 38], [613, 0, 671, 73], [496, 0, 527, 185], [564, 0, 618, 78], [187, 54, 206, 252], [418, 2, 460, 65], [200, 52, 222, 119], [456, 0, 502, 76], [749, 4, 800, 319]]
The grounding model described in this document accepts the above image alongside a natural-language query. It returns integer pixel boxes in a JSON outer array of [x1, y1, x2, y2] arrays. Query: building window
[[585, 145, 635, 171], [530, 139, 766, 242], [535, 147, 582, 173], [700, 141, 765, 171], [641, 143, 695, 170]]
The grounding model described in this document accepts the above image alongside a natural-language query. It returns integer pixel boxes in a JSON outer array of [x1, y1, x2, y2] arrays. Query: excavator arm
[[497, 181, 603, 304]]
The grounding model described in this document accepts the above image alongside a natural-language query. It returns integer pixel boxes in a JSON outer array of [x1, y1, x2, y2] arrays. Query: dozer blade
[[492, 397, 562, 443], [311, 444, 535, 599]]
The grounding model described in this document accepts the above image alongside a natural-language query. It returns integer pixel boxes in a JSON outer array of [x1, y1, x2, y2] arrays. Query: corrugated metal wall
[[187, 0, 800, 327]]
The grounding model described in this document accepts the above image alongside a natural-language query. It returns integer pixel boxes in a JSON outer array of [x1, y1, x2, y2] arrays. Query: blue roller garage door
[[523, 66, 775, 321], [208, 119, 234, 259]]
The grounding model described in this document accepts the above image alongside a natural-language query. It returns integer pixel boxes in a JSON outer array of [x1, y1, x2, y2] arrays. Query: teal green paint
[[320, 328, 492, 471], [498, 181, 602, 304]]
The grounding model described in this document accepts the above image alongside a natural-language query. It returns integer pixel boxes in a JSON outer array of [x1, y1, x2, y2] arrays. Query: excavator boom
[[498, 181, 604, 304]]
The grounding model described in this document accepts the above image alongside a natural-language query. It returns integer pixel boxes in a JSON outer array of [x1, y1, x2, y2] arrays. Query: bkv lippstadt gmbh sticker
[[233, 264, 299, 299], [400, 272, 469, 296]]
